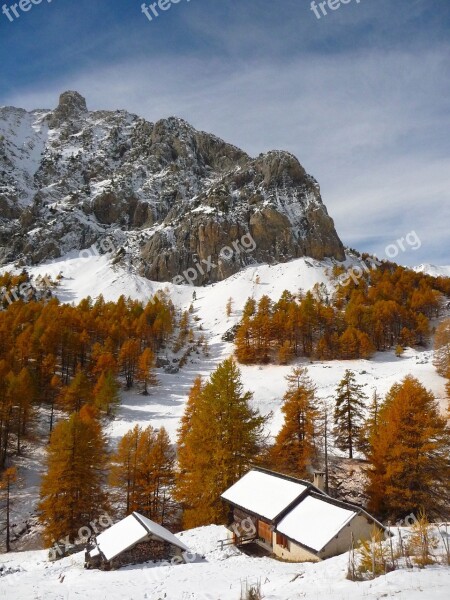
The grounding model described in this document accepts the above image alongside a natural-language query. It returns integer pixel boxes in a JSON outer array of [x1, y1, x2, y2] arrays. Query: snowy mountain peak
[[54, 90, 88, 118], [0, 92, 345, 283]]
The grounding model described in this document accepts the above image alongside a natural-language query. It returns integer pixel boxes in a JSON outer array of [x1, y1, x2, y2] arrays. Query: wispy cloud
[[1, 1, 449, 265]]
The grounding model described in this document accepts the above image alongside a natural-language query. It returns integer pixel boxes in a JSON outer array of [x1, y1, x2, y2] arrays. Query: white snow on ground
[[0, 525, 449, 600], [414, 264, 450, 278], [3, 251, 447, 442], [1, 253, 449, 555]]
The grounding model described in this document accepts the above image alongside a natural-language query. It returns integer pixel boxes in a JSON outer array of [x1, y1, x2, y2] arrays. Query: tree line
[[34, 357, 449, 550], [235, 263, 448, 364], [0, 291, 174, 471]]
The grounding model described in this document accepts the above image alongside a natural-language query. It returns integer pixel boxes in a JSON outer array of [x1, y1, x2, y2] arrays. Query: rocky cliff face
[[0, 91, 345, 284]]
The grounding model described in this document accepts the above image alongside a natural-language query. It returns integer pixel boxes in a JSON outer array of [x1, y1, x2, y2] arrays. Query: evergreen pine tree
[[333, 369, 367, 459]]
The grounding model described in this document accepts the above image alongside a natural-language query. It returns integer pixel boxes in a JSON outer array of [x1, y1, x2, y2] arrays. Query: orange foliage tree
[[366, 376, 450, 520], [175, 359, 268, 529]]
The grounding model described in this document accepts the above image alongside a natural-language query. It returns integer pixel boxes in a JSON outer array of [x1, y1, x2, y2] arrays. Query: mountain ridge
[[0, 91, 345, 284]]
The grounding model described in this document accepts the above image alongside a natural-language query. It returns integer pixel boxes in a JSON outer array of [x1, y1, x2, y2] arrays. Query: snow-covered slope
[[414, 264, 450, 278], [2, 252, 448, 554], [3, 252, 447, 444], [0, 525, 449, 600]]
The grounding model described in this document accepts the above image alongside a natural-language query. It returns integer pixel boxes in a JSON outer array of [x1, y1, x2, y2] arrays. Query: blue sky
[[1, 0, 449, 265]]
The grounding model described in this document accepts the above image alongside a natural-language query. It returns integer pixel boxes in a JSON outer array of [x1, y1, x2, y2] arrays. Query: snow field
[[0, 525, 449, 600]]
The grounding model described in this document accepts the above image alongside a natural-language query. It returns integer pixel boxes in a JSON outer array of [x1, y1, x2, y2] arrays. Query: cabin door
[[257, 520, 272, 546]]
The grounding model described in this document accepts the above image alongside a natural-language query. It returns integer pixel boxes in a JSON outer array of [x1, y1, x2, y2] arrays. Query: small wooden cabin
[[85, 512, 189, 570]]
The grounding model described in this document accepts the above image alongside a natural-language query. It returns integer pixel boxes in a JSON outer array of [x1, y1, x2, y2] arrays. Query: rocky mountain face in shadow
[[0, 91, 345, 284]]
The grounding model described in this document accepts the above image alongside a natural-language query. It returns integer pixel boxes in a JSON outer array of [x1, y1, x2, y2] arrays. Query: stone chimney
[[313, 471, 326, 492]]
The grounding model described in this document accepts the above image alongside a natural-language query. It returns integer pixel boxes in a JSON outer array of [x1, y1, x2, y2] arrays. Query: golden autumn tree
[[109, 424, 140, 515], [7, 367, 35, 454], [0, 467, 17, 552], [270, 367, 319, 477], [366, 376, 450, 520], [109, 424, 175, 524], [235, 316, 255, 364], [119, 339, 141, 389], [135, 426, 175, 525], [175, 359, 267, 529], [39, 406, 108, 546], [59, 370, 93, 413], [434, 318, 450, 377], [93, 370, 120, 415], [136, 348, 158, 395], [173, 376, 204, 523]]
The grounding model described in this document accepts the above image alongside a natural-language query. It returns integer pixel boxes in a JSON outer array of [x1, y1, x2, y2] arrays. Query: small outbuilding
[[85, 512, 189, 570], [221, 467, 385, 562]]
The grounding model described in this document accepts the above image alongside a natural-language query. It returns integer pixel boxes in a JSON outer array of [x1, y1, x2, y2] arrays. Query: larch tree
[[358, 389, 380, 455], [0, 361, 13, 469], [135, 426, 175, 525], [93, 371, 120, 415], [175, 358, 267, 529], [434, 319, 450, 377], [226, 297, 233, 317], [136, 348, 158, 395], [0, 467, 17, 552], [8, 367, 35, 454], [270, 367, 319, 477], [173, 376, 204, 523], [59, 371, 93, 413], [39, 406, 108, 546], [109, 424, 140, 515], [333, 369, 367, 459], [235, 316, 254, 364], [119, 339, 141, 389], [109, 425, 175, 524], [366, 376, 450, 520]]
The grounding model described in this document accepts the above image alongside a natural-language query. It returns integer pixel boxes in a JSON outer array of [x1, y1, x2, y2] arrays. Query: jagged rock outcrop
[[0, 91, 345, 284]]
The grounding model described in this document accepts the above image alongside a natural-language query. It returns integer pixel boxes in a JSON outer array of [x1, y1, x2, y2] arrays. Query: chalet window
[[276, 533, 289, 549]]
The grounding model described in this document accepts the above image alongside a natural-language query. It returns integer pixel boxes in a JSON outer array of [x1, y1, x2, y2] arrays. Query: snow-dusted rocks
[[0, 92, 345, 282]]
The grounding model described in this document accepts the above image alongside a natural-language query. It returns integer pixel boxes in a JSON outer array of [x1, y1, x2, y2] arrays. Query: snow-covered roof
[[90, 512, 188, 561], [133, 513, 188, 553], [221, 470, 308, 521], [276, 494, 357, 552]]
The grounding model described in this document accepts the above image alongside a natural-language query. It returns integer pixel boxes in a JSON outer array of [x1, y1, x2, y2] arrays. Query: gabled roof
[[222, 469, 386, 556], [133, 512, 188, 552], [90, 512, 188, 561], [221, 468, 311, 522], [276, 493, 357, 552]]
